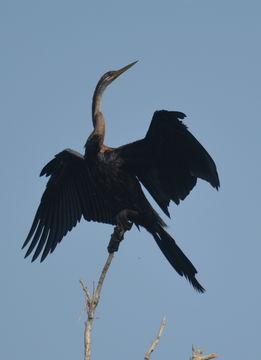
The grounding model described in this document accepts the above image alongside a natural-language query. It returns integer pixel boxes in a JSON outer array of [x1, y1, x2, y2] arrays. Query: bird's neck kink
[[84, 134, 102, 156]]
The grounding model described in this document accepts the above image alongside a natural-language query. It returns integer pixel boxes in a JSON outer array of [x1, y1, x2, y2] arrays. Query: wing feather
[[23, 149, 115, 261], [119, 110, 219, 216]]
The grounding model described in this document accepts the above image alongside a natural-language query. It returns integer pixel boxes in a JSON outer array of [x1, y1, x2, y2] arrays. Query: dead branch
[[79, 225, 125, 360], [80, 253, 114, 360], [144, 317, 166, 360], [191, 344, 217, 360]]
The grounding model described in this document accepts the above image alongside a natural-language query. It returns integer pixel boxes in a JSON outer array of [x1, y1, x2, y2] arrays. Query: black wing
[[23, 149, 116, 262], [119, 110, 220, 216]]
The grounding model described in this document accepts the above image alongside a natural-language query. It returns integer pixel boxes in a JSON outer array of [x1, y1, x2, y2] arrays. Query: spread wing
[[119, 110, 220, 217], [22, 149, 116, 262]]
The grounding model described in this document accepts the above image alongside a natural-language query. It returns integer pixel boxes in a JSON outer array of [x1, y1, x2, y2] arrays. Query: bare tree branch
[[144, 317, 166, 360], [191, 344, 217, 360], [79, 226, 125, 360], [79, 253, 114, 360], [79, 280, 91, 302]]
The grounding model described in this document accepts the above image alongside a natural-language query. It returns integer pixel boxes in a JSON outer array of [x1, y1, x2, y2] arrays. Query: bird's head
[[90, 61, 138, 148], [95, 61, 138, 94]]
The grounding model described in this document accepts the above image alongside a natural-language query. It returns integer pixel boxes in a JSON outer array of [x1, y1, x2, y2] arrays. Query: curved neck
[[92, 111, 105, 143], [92, 80, 107, 127], [85, 111, 105, 155], [85, 82, 107, 155], [89, 79, 109, 150]]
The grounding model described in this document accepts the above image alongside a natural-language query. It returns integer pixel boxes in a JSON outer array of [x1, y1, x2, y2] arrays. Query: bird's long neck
[[91, 81, 108, 141], [85, 80, 107, 155]]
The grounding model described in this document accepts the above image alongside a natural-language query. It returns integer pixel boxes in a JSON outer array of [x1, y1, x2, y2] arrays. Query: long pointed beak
[[113, 60, 138, 79]]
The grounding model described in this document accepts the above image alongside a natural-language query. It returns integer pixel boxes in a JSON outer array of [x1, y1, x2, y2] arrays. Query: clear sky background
[[1, 1, 260, 359]]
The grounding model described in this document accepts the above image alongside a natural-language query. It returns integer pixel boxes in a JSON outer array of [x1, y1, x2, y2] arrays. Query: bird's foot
[[107, 209, 138, 253], [116, 209, 138, 231], [107, 226, 125, 253]]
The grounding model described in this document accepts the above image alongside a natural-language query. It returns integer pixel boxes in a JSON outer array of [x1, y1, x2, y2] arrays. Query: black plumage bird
[[23, 61, 219, 292]]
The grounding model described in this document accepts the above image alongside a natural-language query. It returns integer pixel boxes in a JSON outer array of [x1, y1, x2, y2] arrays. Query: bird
[[22, 61, 219, 292]]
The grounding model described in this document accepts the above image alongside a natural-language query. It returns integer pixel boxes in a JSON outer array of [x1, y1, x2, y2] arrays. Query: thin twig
[[191, 344, 217, 360], [79, 253, 114, 360], [94, 252, 114, 302], [79, 280, 91, 302], [144, 317, 166, 360], [79, 226, 125, 360]]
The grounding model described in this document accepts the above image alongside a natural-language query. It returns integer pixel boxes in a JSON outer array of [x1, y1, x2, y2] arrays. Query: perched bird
[[23, 61, 219, 292]]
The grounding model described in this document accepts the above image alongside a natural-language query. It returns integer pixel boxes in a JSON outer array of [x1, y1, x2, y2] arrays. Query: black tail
[[150, 226, 205, 292]]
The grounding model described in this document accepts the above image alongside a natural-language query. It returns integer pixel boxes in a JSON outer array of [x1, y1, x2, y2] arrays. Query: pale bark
[[79, 225, 125, 360], [144, 317, 166, 360], [191, 344, 217, 360]]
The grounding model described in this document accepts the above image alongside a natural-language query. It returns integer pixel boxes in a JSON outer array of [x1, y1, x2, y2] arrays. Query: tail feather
[[150, 226, 205, 293]]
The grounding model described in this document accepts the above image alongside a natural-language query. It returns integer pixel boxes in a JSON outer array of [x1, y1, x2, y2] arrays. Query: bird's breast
[[92, 151, 143, 213]]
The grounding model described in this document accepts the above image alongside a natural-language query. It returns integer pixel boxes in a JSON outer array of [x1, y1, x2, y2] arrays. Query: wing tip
[[212, 176, 220, 191], [21, 241, 28, 250], [188, 276, 205, 293]]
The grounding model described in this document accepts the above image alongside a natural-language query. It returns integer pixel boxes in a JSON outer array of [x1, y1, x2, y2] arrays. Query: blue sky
[[1, 1, 260, 359]]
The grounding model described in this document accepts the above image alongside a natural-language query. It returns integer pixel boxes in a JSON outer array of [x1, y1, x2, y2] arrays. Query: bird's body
[[23, 62, 219, 292]]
